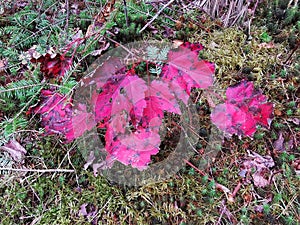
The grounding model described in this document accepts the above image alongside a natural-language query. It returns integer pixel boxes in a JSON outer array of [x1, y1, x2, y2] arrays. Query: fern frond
[[147, 46, 159, 60], [157, 46, 170, 61], [147, 45, 169, 61]]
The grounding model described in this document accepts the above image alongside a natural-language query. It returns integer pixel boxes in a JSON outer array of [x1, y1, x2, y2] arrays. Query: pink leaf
[[93, 71, 188, 169], [135, 98, 164, 129], [250, 102, 273, 127], [29, 90, 95, 142], [93, 74, 165, 169], [161, 42, 214, 98], [32, 42, 217, 170], [70, 103, 97, 141], [148, 80, 181, 114], [181, 42, 204, 52], [94, 74, 147, 127], [211, 103, 257, 136], [211, 80, 273, 137], [97, 78, 183, 169], [82, 57, 125, 89], [226, 81, 255, 103], [31, 90, 73, 137], [104, 124, 160, 170], [141, 80, 181, 126]]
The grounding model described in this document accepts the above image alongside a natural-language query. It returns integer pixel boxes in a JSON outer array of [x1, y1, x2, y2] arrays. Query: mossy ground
[[0, 0, 299, 224]]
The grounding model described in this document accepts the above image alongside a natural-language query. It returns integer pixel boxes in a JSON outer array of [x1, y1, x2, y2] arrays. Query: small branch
[[247, 0, 260, 38], [105, 34, 135, 56], [139, 0, 175, 33], [231, 181, 242, 198], [0, 84, 44, 94], [252, 0, 260, 15], [216, 200, 226, 225], [64, 0, 69, 33], [223, 1, 234, 27], [284, 39, 300, 64], [288, 0, 298, 8], [0, 168, 75, 173], [123, 0, 129, 27], [184, 159, 234, 202]]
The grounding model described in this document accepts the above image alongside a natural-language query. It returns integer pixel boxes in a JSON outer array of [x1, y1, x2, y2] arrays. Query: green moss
[[193, 27, 284, 87]]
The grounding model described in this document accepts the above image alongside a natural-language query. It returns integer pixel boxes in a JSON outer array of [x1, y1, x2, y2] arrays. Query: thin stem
[[0, 168, 75, 173], [123, 0, 129, 27], [284, 39, 299, 64], [139, 0, 175, 33]]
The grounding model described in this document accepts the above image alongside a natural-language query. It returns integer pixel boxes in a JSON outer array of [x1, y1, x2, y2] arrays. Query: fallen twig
[[231, 181, 242, 198], [0, 168, 75, 173], [123, 0, 129, 27], [184, 159, 234, 202], [139, 0, 175, 33], [284, 39, 299, 64]]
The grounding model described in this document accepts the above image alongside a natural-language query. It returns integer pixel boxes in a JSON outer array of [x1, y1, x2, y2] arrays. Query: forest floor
[[0, 0, 299, 224]]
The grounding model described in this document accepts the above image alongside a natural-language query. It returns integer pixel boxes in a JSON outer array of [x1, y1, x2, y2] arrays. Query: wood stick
[[0, 167, 75, 173], [139, 0, 175, 33]]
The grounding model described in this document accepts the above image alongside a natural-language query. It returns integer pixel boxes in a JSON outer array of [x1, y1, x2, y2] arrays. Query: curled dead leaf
[[0, 140, 27, 162], [239, 151, 275, 188], [273, 132, 285, 151]]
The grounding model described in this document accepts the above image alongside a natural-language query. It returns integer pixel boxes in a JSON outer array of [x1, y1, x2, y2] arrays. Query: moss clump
[[192, 27, 285, 85]]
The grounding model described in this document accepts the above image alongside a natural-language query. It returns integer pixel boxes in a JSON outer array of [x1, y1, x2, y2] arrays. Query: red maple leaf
[[95, 77, 182, 169], [104, 124, 160, 170], [161, 42, 215, 102], [94, 73, 148, 127], [31, 53, 72, 79], [29, 90, 95, 142], [70, 103, 97, 141], [211, 103, 257, 136], [211, 80, 273, 137], [139, 80, 181, 127], [81, 57, 125, 89]]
